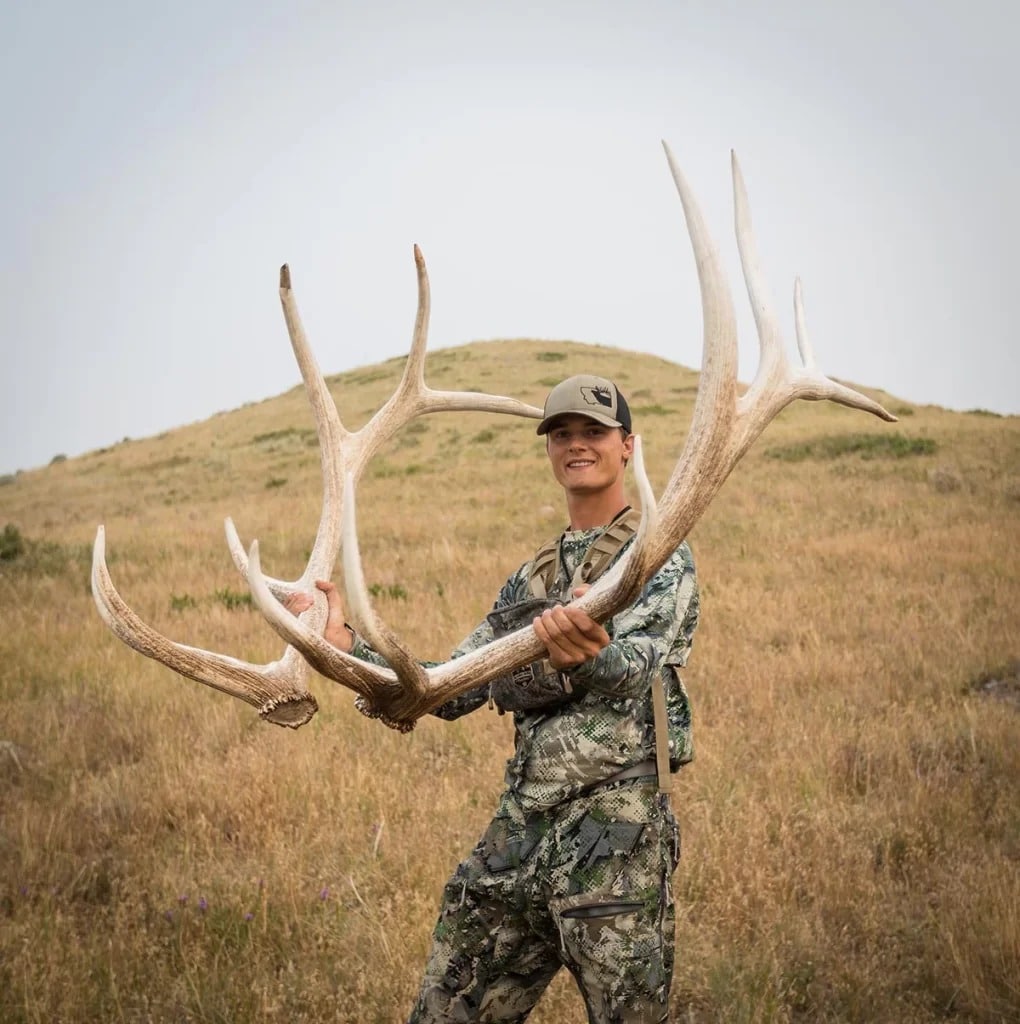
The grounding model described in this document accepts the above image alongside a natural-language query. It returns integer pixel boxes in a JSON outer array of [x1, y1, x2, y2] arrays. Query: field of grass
[[1, 339, 1018, 1022]]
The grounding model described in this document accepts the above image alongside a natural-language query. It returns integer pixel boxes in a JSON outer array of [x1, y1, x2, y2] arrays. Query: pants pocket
[[551, 891, 657, 967], [550, 892, 670, 1014]]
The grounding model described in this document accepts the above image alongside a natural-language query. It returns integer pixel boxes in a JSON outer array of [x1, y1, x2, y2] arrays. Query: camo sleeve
[[429, 563, 532, 721], [564, 542, 698, 700]]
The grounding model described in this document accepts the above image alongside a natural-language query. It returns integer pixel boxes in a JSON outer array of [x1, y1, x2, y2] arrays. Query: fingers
[[283, 591, 314, 616], [315, 579, 352, 652], [281, 581, 352, 652], [315, 579, 345, 616], [533, 604, 610, 669]]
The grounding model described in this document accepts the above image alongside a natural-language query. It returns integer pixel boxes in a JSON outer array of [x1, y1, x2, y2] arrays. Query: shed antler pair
[[92, 144, 895, 732]]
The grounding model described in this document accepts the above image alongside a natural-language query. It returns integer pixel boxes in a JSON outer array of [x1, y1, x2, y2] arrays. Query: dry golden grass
[[1, 339, 1018, 1023]]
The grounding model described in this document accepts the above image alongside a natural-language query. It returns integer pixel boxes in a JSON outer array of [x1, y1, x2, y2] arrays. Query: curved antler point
[[279, 264, 291, 290]]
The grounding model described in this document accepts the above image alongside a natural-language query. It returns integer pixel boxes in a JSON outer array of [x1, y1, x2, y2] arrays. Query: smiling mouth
[[566, 459, 596, 469]]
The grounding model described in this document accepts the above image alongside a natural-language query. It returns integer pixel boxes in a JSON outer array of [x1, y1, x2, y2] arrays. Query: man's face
[[545, 414, 634, 496]]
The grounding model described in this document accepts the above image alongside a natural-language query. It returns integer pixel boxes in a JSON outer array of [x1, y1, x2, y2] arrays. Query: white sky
[[1, 0, 1016, 475]]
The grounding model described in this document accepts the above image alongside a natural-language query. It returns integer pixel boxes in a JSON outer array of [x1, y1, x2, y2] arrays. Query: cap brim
[[536, 411, 624, 435]]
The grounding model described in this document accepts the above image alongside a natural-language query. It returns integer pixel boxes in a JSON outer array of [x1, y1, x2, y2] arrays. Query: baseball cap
[[536, 375, 632, 435]]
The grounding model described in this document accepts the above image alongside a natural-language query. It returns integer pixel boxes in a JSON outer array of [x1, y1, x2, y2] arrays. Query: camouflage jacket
[[352, 525, 699, 813]]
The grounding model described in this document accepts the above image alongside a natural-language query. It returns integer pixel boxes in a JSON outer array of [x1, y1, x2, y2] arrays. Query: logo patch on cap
[[580, 385, 614, 410]]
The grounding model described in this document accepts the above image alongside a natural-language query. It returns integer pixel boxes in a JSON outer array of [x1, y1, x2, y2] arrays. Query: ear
[[622, 432, 635, 465]]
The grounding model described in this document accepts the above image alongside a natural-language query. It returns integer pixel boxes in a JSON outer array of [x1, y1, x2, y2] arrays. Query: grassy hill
[[1, 338, 1018, 1022]]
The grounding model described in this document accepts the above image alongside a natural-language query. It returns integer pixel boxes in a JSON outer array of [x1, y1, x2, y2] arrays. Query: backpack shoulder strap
[[528, 536, 561, 599], [528, 507, 643, 598]]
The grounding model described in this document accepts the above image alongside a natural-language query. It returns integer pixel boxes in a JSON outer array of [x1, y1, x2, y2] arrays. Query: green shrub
[[265, 477, 287, 489], [536, 352, 567, 362], [0, 526, 90, 578], [170, 594, 198, 612], [0, 523, 25, 561], [368, 583, 408, 600]]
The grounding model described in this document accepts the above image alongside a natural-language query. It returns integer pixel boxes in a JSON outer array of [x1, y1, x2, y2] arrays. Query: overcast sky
[[1, 0, 1015, 475]]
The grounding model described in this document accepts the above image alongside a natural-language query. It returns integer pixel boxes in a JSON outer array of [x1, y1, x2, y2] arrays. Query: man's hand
[[283, 580, 353, 653], [532, 585, 610, 670]]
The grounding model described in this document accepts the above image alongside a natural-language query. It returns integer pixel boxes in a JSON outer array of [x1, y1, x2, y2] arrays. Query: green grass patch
[[213, 587, 254, 611], [252, 427, 315, 445], [765, 433, 937, 462]]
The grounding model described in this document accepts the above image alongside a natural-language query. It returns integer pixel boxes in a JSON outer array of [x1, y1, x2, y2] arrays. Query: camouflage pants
[[408, 778, 680, 1023]]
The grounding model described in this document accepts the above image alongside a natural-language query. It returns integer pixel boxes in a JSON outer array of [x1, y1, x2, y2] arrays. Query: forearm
[[565, 633, 665, 700], [565, 546, 697, 699]]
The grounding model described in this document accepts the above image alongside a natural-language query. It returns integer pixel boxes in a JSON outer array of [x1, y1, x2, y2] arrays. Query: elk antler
[[94, 144, 896, 733], [91, 247, 543, 727], [241, 144, 895, 731]]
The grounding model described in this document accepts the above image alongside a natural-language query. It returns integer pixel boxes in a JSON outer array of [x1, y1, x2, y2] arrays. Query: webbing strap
[[651, 673, 672, 796]]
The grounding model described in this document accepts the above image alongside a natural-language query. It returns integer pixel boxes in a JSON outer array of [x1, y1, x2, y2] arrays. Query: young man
[[291, 375, 699, 1023]]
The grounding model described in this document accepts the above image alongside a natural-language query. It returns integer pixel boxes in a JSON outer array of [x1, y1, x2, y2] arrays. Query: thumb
[[572, 584, 592, 598], [315, 579, 342, 605]]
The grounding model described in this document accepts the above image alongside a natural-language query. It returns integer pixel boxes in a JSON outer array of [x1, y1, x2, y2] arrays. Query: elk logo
[[580, 385, 613, 410]]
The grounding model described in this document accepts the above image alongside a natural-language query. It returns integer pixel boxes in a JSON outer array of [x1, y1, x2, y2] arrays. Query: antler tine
[[226, 264, 350, 601], [91, 527, 319, 727], [339, 471, 429, 697], [790, 278, 897, 421], [730, 151, 896, 453], [356, 245, 543, 466]]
